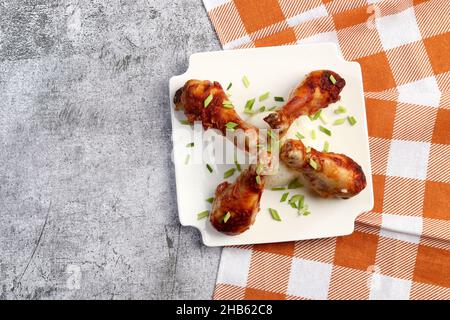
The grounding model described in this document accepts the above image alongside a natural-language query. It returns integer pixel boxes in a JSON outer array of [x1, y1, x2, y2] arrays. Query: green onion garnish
[[269, 208, 281, 221], [184, 155, 190, 165], [244, 98, 256, 114], [234, 160, 241, 172], [288, 178, 303, 189], [297, 195, 305, 210], [180, 119, 190, 125], [197, 210, 209, 220], [305, 146, 311, 154], [309, 158, 318, 170], [268, 130, 277, 140], [268, 106, 277, 111], [242, 75, 250, 88], [204, 93, 213, 108], [323, 141, 330, 152], [222, 100, 234, 109], [295, 132, 305, 140], [226, 82, 232, 91], [256, 163, 263, 175], [224, 168, 236, 178], [319, 125, 332, 136], [271, 187, 286, 191], [274, 96, 285, 102], [256, 175, 261, 185], [333, 118, 346, 125], [312, 110, 322, 121], [280, 192, 289, 202], [258, 106, 266, 113], [186, 142, 194, 148], [319, 114, 328, 125], [206, 197, 214, 204], [311, 129, 316, 140], [225, 122, 238, 131], [223, 212, 231, 223], [329, 75, 337, 84], [206, 164, 213, 173], [334, 106, 347, 114], [259, 92, 270, 102], [348, 116, 357, 126]]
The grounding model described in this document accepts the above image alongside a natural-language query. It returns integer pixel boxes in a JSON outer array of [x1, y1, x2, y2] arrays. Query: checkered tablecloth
[[202, 0, 450, 299]]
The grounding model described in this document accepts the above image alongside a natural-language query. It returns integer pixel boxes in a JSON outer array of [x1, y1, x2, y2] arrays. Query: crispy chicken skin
[[174, 80, 258, 151], [264, 70, 346, 137], [280, 139, 366, 199], [210, 165, 264, 235]]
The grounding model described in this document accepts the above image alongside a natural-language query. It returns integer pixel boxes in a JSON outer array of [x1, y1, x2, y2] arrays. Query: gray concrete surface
[[0, 0, 222, 299]]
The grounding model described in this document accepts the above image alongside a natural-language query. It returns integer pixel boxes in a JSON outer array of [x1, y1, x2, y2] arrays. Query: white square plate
[[169, 43, 373, 247]]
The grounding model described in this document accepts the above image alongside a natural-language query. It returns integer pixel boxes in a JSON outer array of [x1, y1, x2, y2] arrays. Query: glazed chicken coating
[[264, 70, 346, 137], [210, 165, 264, 235], [174, 80, 259, 151], [280, 139, 366, 199]]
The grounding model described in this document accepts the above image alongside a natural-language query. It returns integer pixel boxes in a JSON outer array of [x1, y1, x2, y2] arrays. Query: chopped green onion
[[348, 116, 357, 126], [295, 132, 305, 140], [206, 197, 214, 204], [256, 163, 263, 175], [234, 160, 241, 172], [268, 106, 277, 111], [288, 178, 303, 189], [274, 96, 285, 102], [242, 75, 250, 88], [225, 122, 238, 131], [226, 82, 232, 91], [319, 114, 329, 125], [333, 118, 346, 125], [329, 74, 337, 84], [244, 98, 256, 114], [271, 187, 286, 191], [309, 158, 318, 170], [206, 164, 213, 173], [319, 125, 332, 136], [280, 192, 289, 202], [297, 195, 305, 210], [323, 141, 330, 152], [222, 100, 234, 109], [259, 92, 270, 102], [258, 106, 266, 113], [302, 211, 311, 216], [334, 106, 347, 114], [180, 119, 190, 125], [204, 93, 213, 108], [305, 146, 311, 154], [269, 208, 281, 221], [186, 142, 194, 148], [312, 110, 322, 121], [256, 175, 261, 185], [197, 210, 209, 220], [184, 155, 190, 165], [223, 212, 231, 223], [268, 130, 277, 140], [224, 168, 236, 178], [311, 129, 316, 140]]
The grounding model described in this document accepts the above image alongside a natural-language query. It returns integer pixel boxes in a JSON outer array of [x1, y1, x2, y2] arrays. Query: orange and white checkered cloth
[[203, 0, 450, 300]]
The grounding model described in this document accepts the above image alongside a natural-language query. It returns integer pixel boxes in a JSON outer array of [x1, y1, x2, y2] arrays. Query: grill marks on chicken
[[264, 70, 346, 137], [210, 165, 265, 235], [280, 139, 366, 199]]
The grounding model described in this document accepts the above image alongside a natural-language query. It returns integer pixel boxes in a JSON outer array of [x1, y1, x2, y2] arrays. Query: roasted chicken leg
[[264, 70, 346, 137], [210, 165, 265, 235], [280, 139, 366, 198]]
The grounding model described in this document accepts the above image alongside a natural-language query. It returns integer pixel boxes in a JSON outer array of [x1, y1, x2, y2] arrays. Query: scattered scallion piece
[[274, 96, 285, 102], [224, 168, 236, 178], [206, 164, 213, 173], [222, 100, 234, 109], [334, 106, 347, 114], [295, 132, 305, 140], [271, 187, 286, 191], [258, 106, 266, 113], [226, 82, 232, 91], [234, 160, 241, 172], [348, 116, 357, 126], [333, 118, 346, 125], [180, 119, 190, 125], [197, 210, 209, 220], [319, 125, 332, 136], [204, 93, 213, 108], [256, 163, 263, 175], [268, 130, 277, 140], [319, 114, 329, 125], [256, 175, 261, 185], [269, 208, 281, 221], [312, 110, 322, 121], [223, 212, 231, 223], [268, 106, 277, 111], [309, 158, 318, 170], [311, 129, 316, 140], [305, 146, 311, 154], [225, 122, 238, 131], [206, 197, 214, 204], [297, 195, 305, 211], [280, 192, 289, 202], [184, 155, 190, 165], [329, 74, 337, 84], [186, 142, 194, 148], [242, 75, 250, 88], [323, 141, 330, 152], [259, 92, 270, 102], [288, 178, 303, 189], [244, 98, 256, 114]]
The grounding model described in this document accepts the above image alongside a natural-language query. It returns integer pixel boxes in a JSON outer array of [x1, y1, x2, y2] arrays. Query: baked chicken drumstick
[[280, 139, 366, 198], [264, 70, 346, 137]]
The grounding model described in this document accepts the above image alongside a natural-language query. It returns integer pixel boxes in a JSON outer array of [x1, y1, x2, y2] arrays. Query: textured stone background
[[0, 0, 222, 299]]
